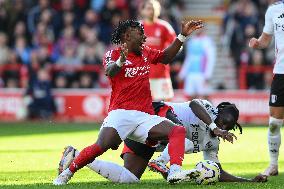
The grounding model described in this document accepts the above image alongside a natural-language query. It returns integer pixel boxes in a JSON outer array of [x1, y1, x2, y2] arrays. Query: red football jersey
[[142, 19, 176, 78], [103, 46, 164, 114]]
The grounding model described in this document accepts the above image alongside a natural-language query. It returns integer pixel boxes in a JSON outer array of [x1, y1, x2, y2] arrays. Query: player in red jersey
[[141, 0, 176, 101], [53, 19, 235, 185]]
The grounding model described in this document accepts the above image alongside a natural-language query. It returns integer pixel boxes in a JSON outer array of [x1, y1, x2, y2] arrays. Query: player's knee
[[269, 116, 283, 135], [119, 169, 140, 183], [96, 140, 120, 151], [169, 126, 186, 138]]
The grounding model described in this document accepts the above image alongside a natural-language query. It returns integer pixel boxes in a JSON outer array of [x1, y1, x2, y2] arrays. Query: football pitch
[[1, 122, 284, 189]]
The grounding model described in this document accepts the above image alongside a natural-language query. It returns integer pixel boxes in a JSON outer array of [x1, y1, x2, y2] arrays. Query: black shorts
[[121, 138, 156, 161], [269, 74, 284, 107]]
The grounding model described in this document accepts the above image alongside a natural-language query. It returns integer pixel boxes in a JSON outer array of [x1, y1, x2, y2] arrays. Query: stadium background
[[0, 0, 275, 123], [1, 1, 284, 188]]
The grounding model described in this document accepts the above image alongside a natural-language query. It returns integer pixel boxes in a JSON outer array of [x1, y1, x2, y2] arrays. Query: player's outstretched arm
[[161, 20, 203, 64], [189, 99, 212, 125], [189, 99, 236, 143], [106, 43, 128, 77], [217, 163, 267, 183], [249, 32, 272, 49]]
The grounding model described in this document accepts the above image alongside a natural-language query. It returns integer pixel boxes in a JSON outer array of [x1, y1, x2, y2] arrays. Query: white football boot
[[262, 165, 278, 176], [167, 164, 200, 184], [53, 168, 73, 185], [58, 146, 79, 175], [148, 159, 169, 179]]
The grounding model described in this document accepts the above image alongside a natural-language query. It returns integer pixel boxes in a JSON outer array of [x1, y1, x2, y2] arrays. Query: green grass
[[0, 122, 284, 189]]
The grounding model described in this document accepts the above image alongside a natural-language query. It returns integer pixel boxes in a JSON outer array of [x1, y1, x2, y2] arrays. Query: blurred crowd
[[0, 0, 182, 89], [222, 0, 275, 90], [0, 0, 276, 92]]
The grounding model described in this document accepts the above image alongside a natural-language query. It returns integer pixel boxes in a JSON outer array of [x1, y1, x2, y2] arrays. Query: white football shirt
[[263, 1, 284, 74], [165, 100, 220, 163]]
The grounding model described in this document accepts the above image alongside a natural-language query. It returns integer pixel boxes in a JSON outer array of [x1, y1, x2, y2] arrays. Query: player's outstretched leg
[[53, 127, 121, 185], [148, 138, 193, 179], [148, 121, 200, 184], [57, 146, 139, 183], [263, 116, 282, 176]]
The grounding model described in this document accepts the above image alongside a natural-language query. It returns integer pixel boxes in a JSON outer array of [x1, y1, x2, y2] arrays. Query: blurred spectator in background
[[79, 73, 93, 88], [25, 68, 56, 119], [10, 21, 30, 46], [0, 0, 8, 33], [6, 0, 28, 40], [0, 32, 10, 65], [83, 9, 101, 33], [140, 0, 176, 101], [99, 0, 122, 44], [0, 0, 182, 91], [78, 28, 105, 63], [179, 28, 216, 100], [56, 46, 81, 88], [14, 37, 31, 65], [90, 0, 105, 12], [246, 50, 265, 89], [32, 22, 55, 58], [2, 52, 21, 88], [27, 0, 55, 34], [54, 74, 68, 88], [53, 26, 78, 60], [221, 0, 275, 89], [52, 0, 81, 39], [222, 0, 258, 69]]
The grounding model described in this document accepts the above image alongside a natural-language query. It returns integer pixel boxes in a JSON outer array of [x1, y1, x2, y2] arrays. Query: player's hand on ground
[[181, 20, 204, 37], [249, 38, 259, 48], [251, 174, 268, 182], [120, 43, 128, 62], [213, 128, 237, 143]]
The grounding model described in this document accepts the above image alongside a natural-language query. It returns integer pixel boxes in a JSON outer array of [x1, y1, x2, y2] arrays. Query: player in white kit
[[249, 0, 284, 176], [148, 100, 266, 182]]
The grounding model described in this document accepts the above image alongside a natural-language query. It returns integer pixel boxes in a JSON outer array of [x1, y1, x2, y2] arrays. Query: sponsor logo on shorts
[[271, 94, 277, 103]]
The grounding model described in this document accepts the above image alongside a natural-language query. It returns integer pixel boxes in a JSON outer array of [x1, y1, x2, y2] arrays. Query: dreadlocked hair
[[217, 102, 243, 134], [111, 20, 144, 45]]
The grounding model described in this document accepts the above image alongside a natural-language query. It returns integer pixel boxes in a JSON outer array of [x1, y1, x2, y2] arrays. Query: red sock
[[168, 126, 185, 166], [69, 144, 104, 173]]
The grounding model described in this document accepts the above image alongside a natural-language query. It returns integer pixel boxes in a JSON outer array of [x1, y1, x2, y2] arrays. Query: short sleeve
[[145, 46, 165, 65], [163, 22, 176, 47], [103, 50, 120, 69], [263, 6, 274, 34], [203, 149, 219, 163], [199, 99, 218, 121]]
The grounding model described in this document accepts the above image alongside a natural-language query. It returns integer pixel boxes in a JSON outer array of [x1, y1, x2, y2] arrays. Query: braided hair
[[217, 102, 242, 134], [111, 20, 144, 45]]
